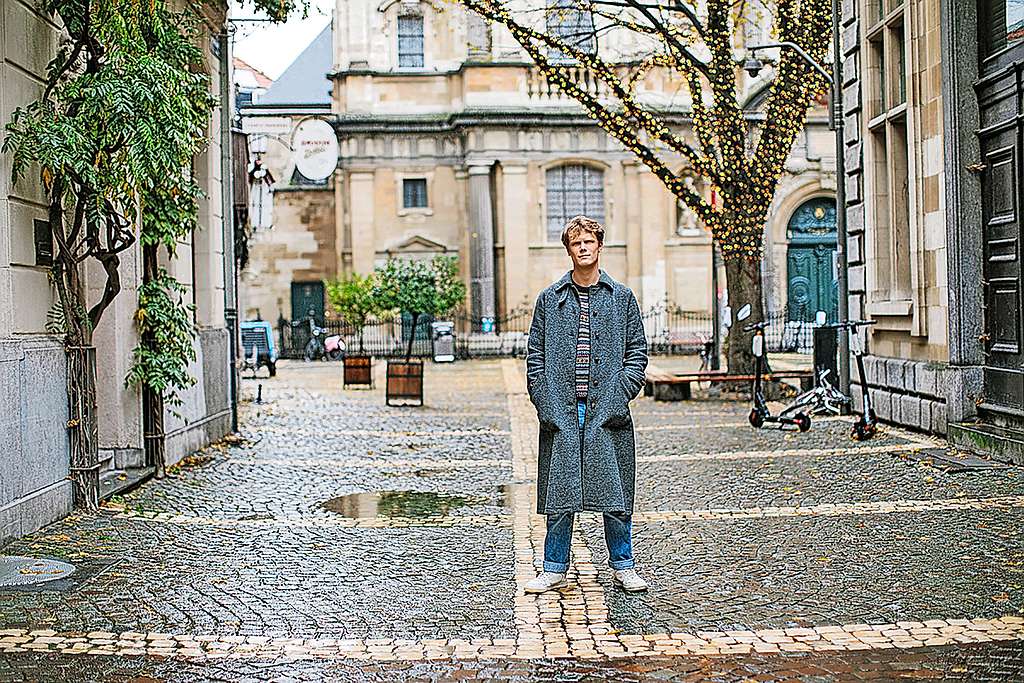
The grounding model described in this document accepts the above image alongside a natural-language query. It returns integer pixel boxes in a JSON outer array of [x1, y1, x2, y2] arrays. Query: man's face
[[567, 231, 602, 268]]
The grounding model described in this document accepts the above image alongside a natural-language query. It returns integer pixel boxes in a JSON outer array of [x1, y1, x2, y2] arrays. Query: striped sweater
[[574, 283, 593, 399]]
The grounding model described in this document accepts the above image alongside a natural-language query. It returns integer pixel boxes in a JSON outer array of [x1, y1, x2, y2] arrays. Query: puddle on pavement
[[322, 486, 510, 518]]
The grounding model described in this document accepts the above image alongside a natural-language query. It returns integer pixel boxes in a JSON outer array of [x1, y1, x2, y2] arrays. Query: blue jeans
[[542, 399, 635, 573]]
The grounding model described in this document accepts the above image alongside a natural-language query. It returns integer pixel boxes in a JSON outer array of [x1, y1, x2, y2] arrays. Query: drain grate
[[904, 448, 1013, 473], [0, 556, 76, 588]]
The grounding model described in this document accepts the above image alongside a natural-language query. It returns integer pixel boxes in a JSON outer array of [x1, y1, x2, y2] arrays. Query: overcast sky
[[230, 0, 334, 80]]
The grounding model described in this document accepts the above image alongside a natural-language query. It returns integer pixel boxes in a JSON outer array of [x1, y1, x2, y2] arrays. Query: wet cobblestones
[[633, 418, 923, 460], [583, 508, 1024, 633], [635, 451, 1024, 510], [2, 358, 1023, 681], [2, 640, 1024, 682], [0, 515, 515, 639]]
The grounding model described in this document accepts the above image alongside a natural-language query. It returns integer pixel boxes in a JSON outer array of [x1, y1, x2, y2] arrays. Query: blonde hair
[[560, 215, 605, 249]]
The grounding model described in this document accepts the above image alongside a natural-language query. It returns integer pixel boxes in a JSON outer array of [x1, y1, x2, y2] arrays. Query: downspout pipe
[[218, 27, 239, 433], [832, 0, 851, 405]]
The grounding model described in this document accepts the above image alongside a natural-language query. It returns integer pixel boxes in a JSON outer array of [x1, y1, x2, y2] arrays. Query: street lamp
[[744, 28, 851, 407]]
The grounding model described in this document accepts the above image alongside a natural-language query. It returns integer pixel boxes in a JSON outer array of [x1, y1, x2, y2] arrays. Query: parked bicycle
[[779, 367, 850, 417]]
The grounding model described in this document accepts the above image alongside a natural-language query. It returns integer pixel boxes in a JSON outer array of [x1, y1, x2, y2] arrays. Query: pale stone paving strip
[[101, 497, 1024, 532], [105, 493, 1024, 531], [503, 359, 617, 658], [632, 495, 1024, 522], [634, 422, 751, 431], [2, 617, 1022, 661], [638, 443, 930, 463], [635, 415, 943, 447]]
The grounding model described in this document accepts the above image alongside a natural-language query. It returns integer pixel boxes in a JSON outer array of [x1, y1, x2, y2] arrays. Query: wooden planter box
[[386, 359, 424, 406], [343, 354, 374, 388]]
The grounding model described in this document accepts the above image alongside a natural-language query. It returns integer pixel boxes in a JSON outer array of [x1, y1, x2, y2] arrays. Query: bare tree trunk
[[49, 188, 101, 508], [66, 344, 100, 508], [405, 312, 419, 362], [724, 255, 768, 376]]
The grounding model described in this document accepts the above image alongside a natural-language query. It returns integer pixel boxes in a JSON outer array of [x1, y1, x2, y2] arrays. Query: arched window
[[546, 164, 604, 241]]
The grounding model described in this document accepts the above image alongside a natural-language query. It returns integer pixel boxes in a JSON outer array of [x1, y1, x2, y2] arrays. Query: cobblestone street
[[2, 359, 1023, 681]]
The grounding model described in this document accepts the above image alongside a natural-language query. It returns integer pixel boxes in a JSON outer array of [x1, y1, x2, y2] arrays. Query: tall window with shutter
[[979, 0, 1024, 59], [864, 0, 912, 303], [398, 15, 424, 68], [546, 165, 605, 241]]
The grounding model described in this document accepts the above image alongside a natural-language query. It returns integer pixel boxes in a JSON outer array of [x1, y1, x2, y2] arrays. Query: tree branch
[[619, 0, 708, 76], [463, 0, 719, 181]]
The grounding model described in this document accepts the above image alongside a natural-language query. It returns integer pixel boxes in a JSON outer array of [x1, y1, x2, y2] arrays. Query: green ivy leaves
[[125, 270, 197, 407]]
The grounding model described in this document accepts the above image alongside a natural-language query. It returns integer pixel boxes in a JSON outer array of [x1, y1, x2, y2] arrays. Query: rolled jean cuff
[[543, 560, 569, 573], [609, 558, 635, 570]]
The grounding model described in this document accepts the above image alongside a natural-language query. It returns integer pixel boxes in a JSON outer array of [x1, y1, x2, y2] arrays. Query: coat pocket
[[528, 376, 559, 431], [601, 375, 632, 429]]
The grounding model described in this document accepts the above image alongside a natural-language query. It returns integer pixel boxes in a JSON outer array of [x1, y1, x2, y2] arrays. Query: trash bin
[[431, 321, 455, 362], [813, 326, 838, 388]]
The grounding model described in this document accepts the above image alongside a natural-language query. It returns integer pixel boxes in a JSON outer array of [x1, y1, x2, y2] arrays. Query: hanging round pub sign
[[291, 118, 338, 181]]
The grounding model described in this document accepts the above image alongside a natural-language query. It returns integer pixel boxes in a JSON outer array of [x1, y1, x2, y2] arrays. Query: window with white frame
[[398, 14, 424, 68], [403, 178, 428, 208], [864, 0, 912, 303], [546, 0, 595, 63], [546, 165, 605, 241]]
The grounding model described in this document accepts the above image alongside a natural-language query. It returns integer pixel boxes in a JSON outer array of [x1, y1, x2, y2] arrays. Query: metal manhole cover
[[0, 556, 76, 587]]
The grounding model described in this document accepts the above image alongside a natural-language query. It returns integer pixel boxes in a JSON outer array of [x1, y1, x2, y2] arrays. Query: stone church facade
[[241, 1, 838, 333]]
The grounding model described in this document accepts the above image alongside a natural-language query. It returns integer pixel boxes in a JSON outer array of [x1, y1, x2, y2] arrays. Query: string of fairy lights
[[456, 0, 831, 262]]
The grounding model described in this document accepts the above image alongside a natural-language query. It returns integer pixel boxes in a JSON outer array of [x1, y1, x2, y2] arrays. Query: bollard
[[256, 383, 263, 404]]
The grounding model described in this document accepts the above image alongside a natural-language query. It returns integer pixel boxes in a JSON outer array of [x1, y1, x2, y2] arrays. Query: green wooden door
[[786, 198, 837, 322], [787, 245, 837, 322], [290, 281, 325, 323]]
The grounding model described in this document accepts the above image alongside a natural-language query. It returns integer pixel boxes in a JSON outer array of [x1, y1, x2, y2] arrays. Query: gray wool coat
[[526, 269, 648, 514]]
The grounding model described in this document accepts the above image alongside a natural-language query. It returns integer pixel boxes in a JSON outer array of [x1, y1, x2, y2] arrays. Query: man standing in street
[[524, 215, 649, 594]]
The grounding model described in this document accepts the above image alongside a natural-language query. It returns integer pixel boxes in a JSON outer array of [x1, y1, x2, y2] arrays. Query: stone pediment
[[382, 234, 451, 258]]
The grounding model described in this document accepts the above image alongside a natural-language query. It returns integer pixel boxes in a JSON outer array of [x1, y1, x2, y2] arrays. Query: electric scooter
[[737, 304, 811, 432], [843, 319, 878, 440]]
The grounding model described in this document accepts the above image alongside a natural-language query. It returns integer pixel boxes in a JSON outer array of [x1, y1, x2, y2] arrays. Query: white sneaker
[[524, 571, 567, 594], [612, 568, 648, 592]]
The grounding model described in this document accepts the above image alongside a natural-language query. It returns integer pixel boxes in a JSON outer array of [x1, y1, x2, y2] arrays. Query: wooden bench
[[643, 370, 675, 397], [649, 370, 814, 401]]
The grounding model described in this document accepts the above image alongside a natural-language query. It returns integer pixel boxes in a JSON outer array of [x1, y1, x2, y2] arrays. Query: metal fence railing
[[275, 303, 822, 361]]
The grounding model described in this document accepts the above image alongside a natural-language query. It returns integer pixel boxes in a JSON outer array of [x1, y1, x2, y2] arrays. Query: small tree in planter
[[431, 255, 468, 324], [373, 257, 467, 405], [326, 273, 384, 387]]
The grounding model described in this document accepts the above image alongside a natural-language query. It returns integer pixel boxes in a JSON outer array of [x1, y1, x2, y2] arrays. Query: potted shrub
[[326, 273, 383, 388], [373, 257, 466, 406]]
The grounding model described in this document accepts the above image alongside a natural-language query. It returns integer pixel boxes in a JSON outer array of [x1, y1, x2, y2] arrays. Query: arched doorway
[[786, 197, 838, 322]]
